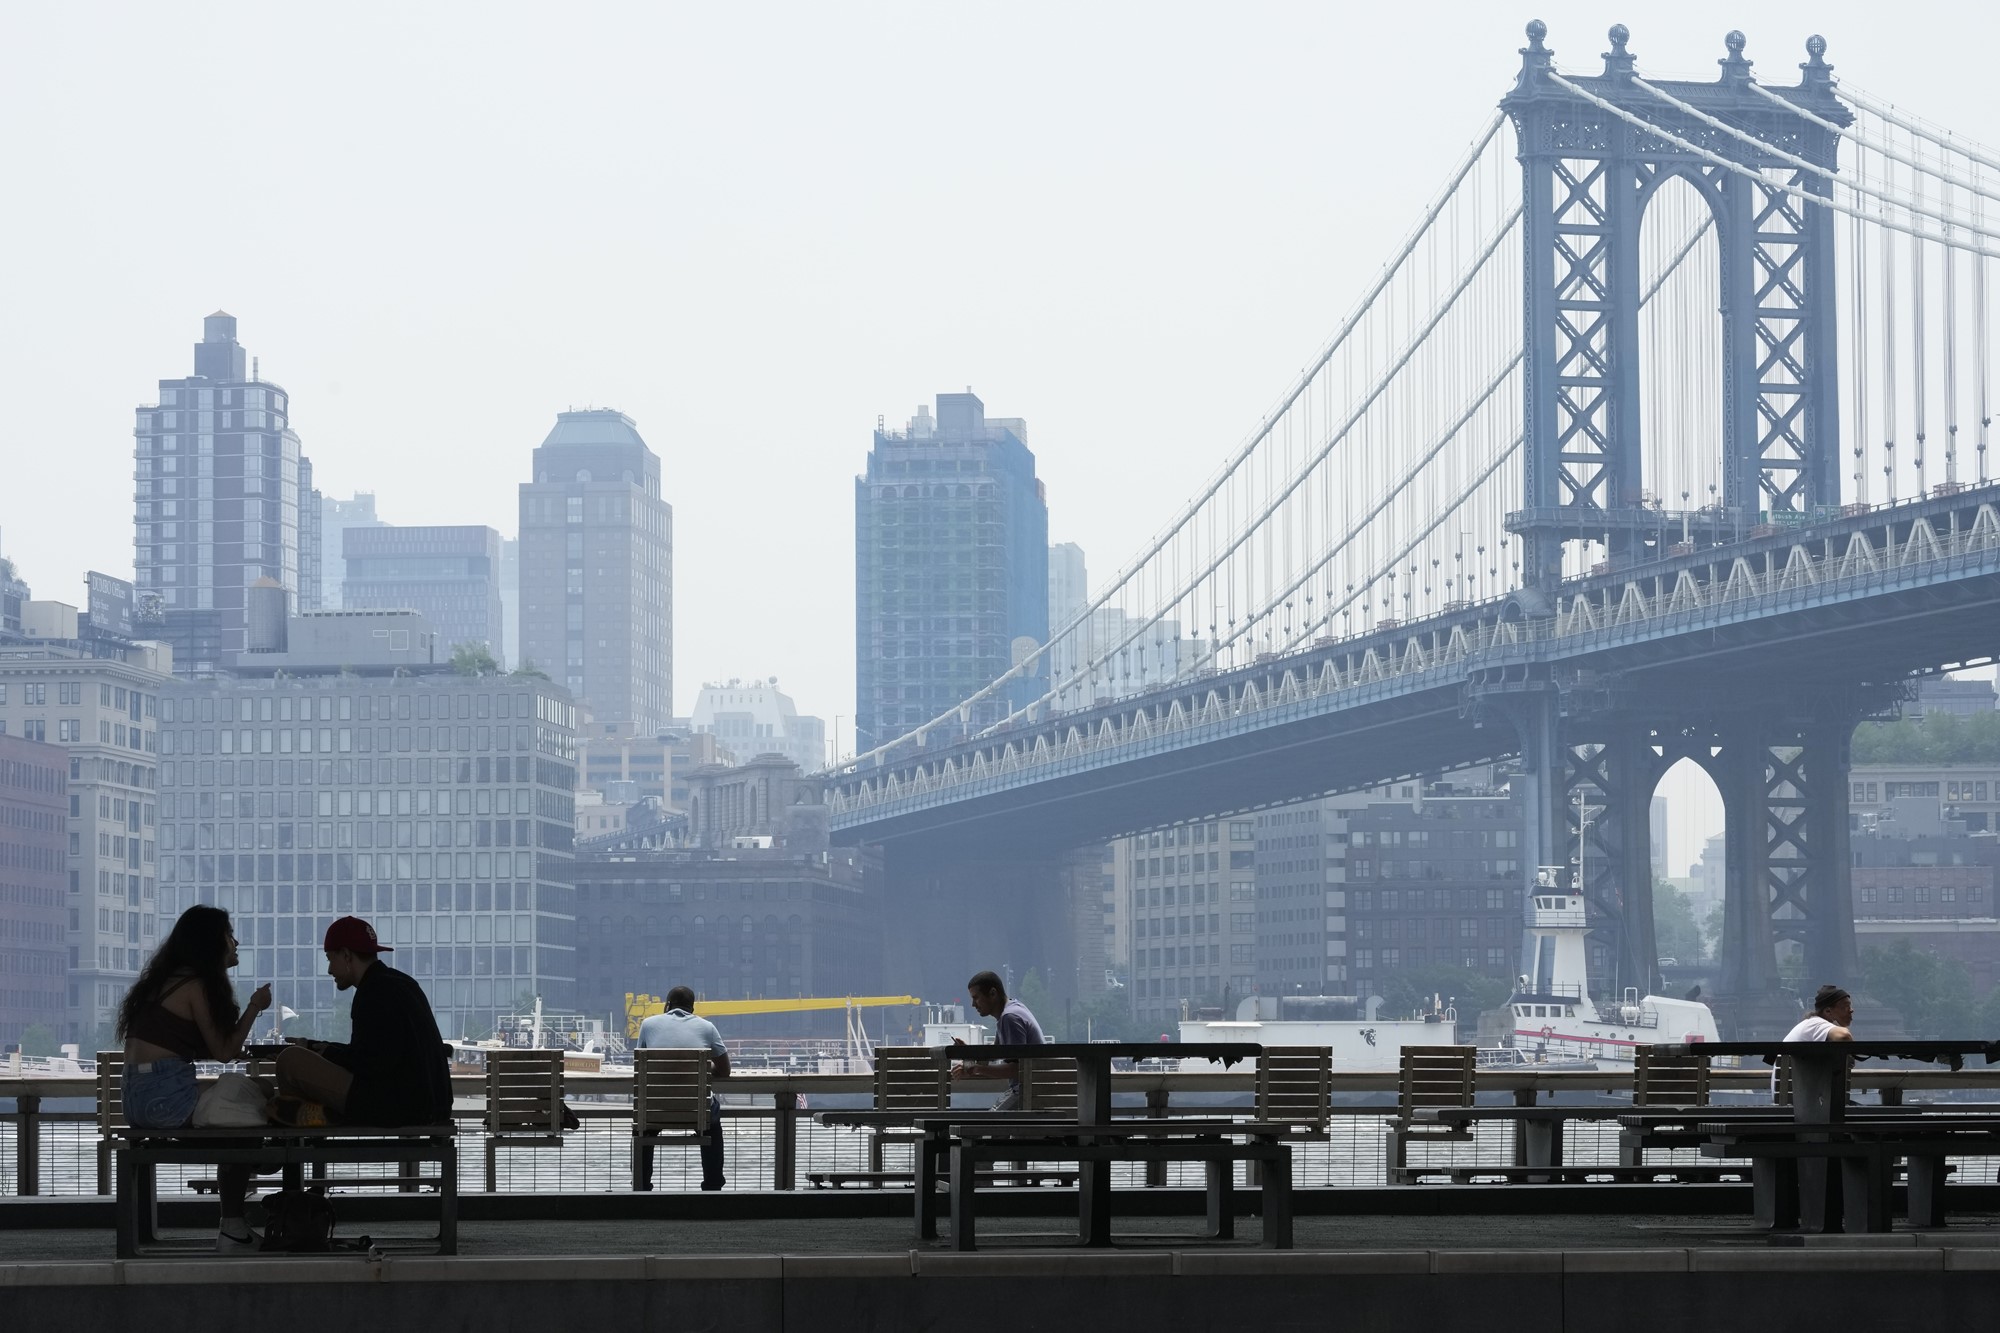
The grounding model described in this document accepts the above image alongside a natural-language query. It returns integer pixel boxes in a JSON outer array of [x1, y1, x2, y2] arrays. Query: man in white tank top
[[1783, 985, 1855, 1043]]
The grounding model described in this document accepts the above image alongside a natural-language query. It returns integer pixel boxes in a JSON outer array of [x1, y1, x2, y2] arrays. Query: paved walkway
[[8, 1211, 2000, 1262]]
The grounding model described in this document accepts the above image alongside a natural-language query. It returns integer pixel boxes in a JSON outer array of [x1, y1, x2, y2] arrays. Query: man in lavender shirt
[[952, 970, 1047, 1110]]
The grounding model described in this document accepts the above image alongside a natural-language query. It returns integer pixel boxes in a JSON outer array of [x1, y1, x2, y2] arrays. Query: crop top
[[127, 977, 207, 1060]]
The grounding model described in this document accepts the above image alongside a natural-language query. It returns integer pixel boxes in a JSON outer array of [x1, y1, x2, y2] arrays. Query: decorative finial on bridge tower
[[1602, 24, 1636, 80], [1516, 18, 1553, 90], [1719, 29, 1753, 86], [1801, 34, 1833, 90]]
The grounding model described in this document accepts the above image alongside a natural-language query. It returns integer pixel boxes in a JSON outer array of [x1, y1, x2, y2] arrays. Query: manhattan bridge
[[822, 23, 2000, 1035]]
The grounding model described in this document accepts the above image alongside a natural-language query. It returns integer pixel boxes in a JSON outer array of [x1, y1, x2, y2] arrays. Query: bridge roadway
[[827, 486, 2000, 853]]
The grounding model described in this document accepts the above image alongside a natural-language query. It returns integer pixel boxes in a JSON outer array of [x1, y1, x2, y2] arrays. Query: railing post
[[17, 1095, 40, 1196], [1144, 1087, 1170, 1187], [771, 1091, 797, 1191]]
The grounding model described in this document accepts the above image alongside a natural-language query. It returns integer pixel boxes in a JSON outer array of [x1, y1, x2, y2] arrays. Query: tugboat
[[1504, 868, 1719, 1067]]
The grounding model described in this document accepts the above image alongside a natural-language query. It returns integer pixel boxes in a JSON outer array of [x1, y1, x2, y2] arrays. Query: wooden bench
[[117, 1124, 457, 1258], [1386, 1045, 1476, 1184], [482, 1049, 565, 1191], [941, 1119, 1295, 1250], [631, 1048, 711, 1191]]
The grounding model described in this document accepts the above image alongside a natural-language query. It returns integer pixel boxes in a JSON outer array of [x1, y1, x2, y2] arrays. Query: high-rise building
[[156, 608, 581, 1037], [690, 679, 827, 774], [318, 492, 385, 609], [855, 392, 1048, 752], [133, 313, 318, 676], [498, 537, 519, 670], [343, 525, 505, 660], [1049, 542, 1088, 632], [1119, 816, 1259, 1033], [0, 637, 172, 1046], [1342, 780, 1530, 1002], [519, 410, 672, 736], [0, 733, 67, 1049]]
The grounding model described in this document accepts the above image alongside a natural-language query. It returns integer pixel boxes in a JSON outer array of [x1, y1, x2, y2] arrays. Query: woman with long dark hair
[[119, 904, 271, 1252]]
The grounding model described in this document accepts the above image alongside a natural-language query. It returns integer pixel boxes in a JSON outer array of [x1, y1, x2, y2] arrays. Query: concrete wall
[[6, 1249, 2000, 1333]]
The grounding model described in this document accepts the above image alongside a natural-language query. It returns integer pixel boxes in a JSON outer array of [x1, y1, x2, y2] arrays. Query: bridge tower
[[1499, 24, 1860, 1034]]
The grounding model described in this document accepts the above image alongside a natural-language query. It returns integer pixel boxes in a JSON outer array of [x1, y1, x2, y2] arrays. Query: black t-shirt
[[325, 962, 452, 1126]]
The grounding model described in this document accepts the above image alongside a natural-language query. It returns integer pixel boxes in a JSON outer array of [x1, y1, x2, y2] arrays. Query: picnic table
[[1410, 1104, 1739, 1183], [1658, 1039, 2000, 1232], [117, 1123, 458, 1258], [821, 1041, 1277, 1249]]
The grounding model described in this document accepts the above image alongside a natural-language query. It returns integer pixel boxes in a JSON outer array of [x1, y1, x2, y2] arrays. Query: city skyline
[[11, 4, 1991, 738]]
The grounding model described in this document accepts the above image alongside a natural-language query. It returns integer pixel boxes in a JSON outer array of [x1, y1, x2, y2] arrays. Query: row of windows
[[1857, 885, 1984, 904], [1349, 859, 1520, 881], [1352, 947, 1511, 971], [1351, 888, 1515, 911], [1352, 917, 1512, 941]]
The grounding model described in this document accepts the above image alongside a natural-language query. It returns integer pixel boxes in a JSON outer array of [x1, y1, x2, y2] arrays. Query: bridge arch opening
[[1649, 754, 1724, 995], [1636, 173, 1726, 542]]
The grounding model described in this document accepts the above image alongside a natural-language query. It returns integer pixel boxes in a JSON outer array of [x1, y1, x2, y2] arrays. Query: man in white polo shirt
[[635, 985, 730, 1190]]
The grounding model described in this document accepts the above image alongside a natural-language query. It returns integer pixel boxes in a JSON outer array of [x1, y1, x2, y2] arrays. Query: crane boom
[[624, 992, 924, 1037]]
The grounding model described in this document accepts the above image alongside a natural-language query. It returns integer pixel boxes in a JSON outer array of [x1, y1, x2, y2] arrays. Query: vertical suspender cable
[[1882, 138, 1900, 501], [1944, 170, 1960, 488], [1978, 172, 1993, 484], [1912, 150, 1929, 496], [1851, 140, 1870, 505]]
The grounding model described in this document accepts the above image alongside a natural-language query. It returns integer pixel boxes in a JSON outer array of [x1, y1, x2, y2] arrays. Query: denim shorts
[[124, 1057, 199, 1129]]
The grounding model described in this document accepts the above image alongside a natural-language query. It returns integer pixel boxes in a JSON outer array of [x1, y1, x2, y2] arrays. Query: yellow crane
[[624, 992, 923, 1040]]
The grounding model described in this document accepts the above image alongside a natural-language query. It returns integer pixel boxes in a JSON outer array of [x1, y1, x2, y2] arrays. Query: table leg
[[114, 1146, 139, 1259], [1078, 1151, 1113, 1247], [1075, 1060, 1112, 1127], [1753, 1158, 1799, 1230], [949, 1143, 977, 1252], [1841, 1151, 1891, 1234], [438, 1141, 459, 1254], [1907, 1154, 1949, 1229], [1790, 1057, 1840, 1232], [1264, 1144, 1293, 1250], [1205, 1156, 1234, 1240], [915, 1131, 944, 1240], [1521, 1120, 1557, 1183]]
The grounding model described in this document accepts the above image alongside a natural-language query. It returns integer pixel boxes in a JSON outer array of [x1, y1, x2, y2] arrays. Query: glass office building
[[156, 674, 579, 1038]]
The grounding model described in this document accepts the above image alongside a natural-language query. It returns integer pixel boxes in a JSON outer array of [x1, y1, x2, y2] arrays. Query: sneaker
[[217, 1227, 261, 1256]]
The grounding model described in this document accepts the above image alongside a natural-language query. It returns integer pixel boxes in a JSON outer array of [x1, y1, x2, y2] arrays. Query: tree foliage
[[1380, 965, 1512, 1021], [1859, 938, 1977, 1038], [1653, 882, 1704, 963], [510, 657, 552, 681], [450, 641, 500, 676], [17, 1023, 58, 1058], [1851, 711, 2000, 765]]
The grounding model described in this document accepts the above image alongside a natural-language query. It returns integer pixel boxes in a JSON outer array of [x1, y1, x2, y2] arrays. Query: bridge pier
[[878, 840, 1099, 1021], [1710, 706, 1864, 1038]]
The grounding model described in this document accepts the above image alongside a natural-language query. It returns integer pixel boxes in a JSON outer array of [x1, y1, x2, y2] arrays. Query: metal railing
[[9, 1064, 2000, 1198]]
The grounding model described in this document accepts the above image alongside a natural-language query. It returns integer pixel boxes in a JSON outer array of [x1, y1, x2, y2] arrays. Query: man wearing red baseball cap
[[275, 916, 451, 1126]]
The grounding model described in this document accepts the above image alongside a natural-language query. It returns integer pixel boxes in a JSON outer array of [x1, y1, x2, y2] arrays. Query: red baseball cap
[[324, 916, 392, 954]]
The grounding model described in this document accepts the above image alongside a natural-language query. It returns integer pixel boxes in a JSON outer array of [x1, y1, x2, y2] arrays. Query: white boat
[[1177, 995, 1455, 1071], [1503, 874, 1719, 1066]]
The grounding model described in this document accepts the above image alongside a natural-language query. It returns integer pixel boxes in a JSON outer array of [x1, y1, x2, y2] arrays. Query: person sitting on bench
[[275, 916, 452, 1127], [635, 984, 730, 1190], [119, 904, 272, 1254], [951, 970, 1046, 1111]]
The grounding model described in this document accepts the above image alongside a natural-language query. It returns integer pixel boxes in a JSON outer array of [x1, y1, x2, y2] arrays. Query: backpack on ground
[[259, 1184, 336, 1252]]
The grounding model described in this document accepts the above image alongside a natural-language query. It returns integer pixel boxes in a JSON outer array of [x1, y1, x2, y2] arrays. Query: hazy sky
[[4, 2, 1996, 872]]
